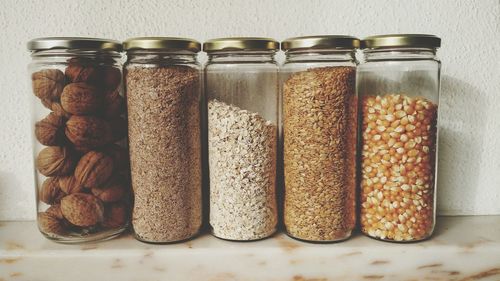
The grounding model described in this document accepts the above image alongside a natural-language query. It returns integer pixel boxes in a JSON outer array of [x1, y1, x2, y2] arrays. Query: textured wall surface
[[0, 0, 498, 220]]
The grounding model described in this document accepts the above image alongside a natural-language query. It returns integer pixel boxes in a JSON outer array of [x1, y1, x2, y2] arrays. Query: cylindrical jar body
[[124, 38, 203, 243], [281, 36, 359, 242], [204, 38, 279, 241], [27, 38, 130, 243], [357, 34, 441, 242]]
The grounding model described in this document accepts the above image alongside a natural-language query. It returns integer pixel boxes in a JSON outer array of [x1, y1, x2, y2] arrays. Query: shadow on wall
[[437, 75, 487, 215]]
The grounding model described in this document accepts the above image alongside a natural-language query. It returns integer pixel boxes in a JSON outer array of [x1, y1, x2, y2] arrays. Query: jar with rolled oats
[[204, 37, 279, 241], [358, 34, 441, 242]]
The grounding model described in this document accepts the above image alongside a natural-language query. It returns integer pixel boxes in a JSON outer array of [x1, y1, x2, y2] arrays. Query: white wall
[[0, 0, 499, 220]]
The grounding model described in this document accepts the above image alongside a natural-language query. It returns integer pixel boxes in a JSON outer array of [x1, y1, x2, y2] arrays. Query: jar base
[[285, 230, 353, 243], [132, 231, 201, 244], [361, 231, 434, 243], [40, 226, 127, 244], [211, 228, 277, 242]]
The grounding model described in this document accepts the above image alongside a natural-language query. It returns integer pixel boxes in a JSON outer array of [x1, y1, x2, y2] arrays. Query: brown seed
[[103, 90, 125, 118], [46, 204, 64, 219], [61, 83, 103, 115], [61, 193, 104, 227], [101, 66, 121, 91], [102, 202, 128, 229], [65, 116, 113, 148], [35, 113, 66, 146], [39, 177, 65, 205], [59, 175, 84, 194], [36, 146, 76, 177], [109, 117, 128, 142], [101, 144, 129, 171], [75, 151, 114, 188], [65, 63, 100, 84], [91, 178, 126, 202], [32, 69, 65, 100], [38, 212, 66, 236], [51, 102, 72, 118]]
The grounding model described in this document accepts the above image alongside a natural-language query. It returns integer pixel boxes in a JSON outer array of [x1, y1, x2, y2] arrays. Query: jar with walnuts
[[357, 34, 441, 242], [281, 35, 359, 242], [27, 37, 130, 243]]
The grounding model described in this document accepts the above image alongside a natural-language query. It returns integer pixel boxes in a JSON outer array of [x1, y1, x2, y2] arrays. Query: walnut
[[38, 212, 66, 236], [102, 202, 128, 229], [65, 116, 113, 148], [36, 146, 76, 176], [103, 90, 125, 118], [32, 69, 65, 100], [91, 177, 127, 202], [65, 62, 100, 84], [46, 204, 64, 219], [61, 83, 103, 115], [75, 151, 114, 188], [109, 117, 128, 142], [60, 193, 104, 227], [101, 66, 121, 91], [51, 102, 72, 118], [59, 175, 84, 194], [35, 113, 66, 146], [101, 144, 129, 171], [39, 177, 65, 205]]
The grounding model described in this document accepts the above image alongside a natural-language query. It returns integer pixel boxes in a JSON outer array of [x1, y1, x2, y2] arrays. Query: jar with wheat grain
[[281, 36, 359, 242]]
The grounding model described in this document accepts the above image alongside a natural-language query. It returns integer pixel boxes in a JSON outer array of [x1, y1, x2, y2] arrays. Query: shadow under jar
[[357, 34, 441, 242], [27, 37, 130, 243], [281, 36, 359, 242], [123, 38, 203, 243], [204, 37, 279, 241]]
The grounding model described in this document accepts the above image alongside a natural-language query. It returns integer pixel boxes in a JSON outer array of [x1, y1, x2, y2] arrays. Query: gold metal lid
[[282, 35, 360, 51], [27, 37, 122, 51], [123, 37, 201, 52], [203, 37, 279, 52], [361, 34, 441, 49]]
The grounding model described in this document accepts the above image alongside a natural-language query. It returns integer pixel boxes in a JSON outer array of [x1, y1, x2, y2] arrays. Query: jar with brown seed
[[204, 37, 279, 241], [27, 37, 130, 243], [281, 36, 359, 242], [123, 38, 203, 243], [358, 34, 441, 242]]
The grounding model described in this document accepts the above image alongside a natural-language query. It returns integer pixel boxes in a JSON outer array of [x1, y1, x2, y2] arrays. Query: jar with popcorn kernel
[[357, 34, 441, 242]]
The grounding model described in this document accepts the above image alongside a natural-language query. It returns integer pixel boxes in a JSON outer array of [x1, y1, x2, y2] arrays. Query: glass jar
[[123, 38, 202, 243], [281, 36, 359, 242], [357, 34, 441, 242], [27, 37, 129, 243], [204, 37, 279, 241]]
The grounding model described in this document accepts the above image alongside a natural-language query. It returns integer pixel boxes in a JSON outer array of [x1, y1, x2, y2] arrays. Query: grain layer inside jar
[[126, 66, 202, 243], [283, 66, 357, 241], [360, 94, 437, 241], [208, 100, 278, 241]]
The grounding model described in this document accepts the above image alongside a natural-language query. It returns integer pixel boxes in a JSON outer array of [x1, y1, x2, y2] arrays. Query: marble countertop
[[1, 216, 499, 281]]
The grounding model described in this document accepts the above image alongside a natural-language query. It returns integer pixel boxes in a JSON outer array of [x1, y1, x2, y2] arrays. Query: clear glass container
[[357, 34, 441, 242], [27, 37, 129, 243], [281, 36, 359, 242], [204, 37, 279, 241], [123, 38, 202, 243]]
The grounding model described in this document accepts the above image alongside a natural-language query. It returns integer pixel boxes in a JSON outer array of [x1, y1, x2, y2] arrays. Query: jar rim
[[203, 37, 279, 52], [361, 34, 441, 49], [123, 37, 201, 52], [282, 35, 360, 51], [27, 37, 122, 52]]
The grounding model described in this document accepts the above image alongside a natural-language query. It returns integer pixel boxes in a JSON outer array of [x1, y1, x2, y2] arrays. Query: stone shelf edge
[[1, 216, 499, 281]]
